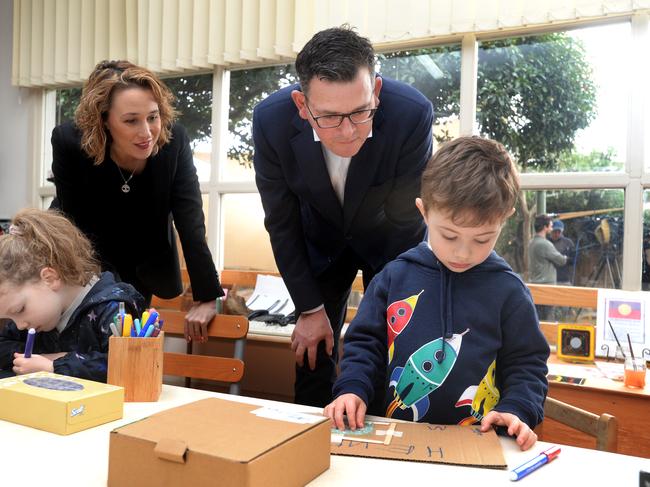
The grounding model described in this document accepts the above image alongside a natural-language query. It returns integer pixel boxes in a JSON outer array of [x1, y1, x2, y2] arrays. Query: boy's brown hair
[[0, 208, 100, 287], [420, 136, 520, 225], [75, 60, 178, 165]]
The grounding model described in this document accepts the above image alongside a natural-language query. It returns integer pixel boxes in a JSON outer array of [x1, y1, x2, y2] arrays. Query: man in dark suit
[[253, 26, 433, 407]]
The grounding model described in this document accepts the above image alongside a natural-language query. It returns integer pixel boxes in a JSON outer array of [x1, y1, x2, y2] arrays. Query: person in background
[[324, 136, 548, 452], [50, 60, 223, 342], [253, 26, 433, 407], [0, 208, 144, 381], [549, 220, 575, 285], [528, 215, 567, 320]]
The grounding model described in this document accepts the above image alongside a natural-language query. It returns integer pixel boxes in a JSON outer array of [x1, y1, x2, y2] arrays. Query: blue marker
[[24, 328, 36, 358], [142, 311, 159, 330], [510, 445, 561, 481]]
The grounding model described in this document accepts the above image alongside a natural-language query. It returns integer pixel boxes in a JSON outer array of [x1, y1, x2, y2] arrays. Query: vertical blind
[[12, 0, 649, 87]]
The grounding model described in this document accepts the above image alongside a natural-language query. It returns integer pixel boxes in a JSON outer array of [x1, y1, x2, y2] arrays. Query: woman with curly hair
[[51, 60, 223, 342]]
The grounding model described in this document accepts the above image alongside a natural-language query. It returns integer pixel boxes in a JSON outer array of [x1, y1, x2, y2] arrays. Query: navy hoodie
[[0, 272, 144, 382], [334, 242, 549, 428]]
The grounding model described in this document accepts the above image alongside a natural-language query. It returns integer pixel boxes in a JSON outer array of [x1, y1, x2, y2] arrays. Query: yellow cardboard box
[[108, 398, 330, 487], [0, 372, 124, 435]]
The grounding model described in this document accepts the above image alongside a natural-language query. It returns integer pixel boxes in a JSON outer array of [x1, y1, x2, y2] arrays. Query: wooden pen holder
[[107, 332, 164, 402]]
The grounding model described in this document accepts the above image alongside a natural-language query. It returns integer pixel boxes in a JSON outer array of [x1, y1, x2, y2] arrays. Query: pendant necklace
[[115, 163, 136, 193]]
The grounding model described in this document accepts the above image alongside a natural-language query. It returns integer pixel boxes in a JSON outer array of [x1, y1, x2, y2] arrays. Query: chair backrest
[[160, 310, 248, 394], [544, 396, 618, 452]]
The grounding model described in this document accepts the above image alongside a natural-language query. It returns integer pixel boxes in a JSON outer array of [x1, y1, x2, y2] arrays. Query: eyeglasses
[[305, 102, 378, 129]]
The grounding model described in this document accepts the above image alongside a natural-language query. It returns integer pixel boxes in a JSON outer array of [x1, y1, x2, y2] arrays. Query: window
[[165, 73, 214, 183], [477, 23, 631, 173], [496, 189, 624, 289], [222, 193, 276, 272], [37, 17, 649, 289], [226, 64, 297, 182], [55, 88, 81, 126], [378, 44, 462, 143]]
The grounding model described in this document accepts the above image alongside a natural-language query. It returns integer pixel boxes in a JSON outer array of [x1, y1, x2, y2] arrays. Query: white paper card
[[245, 275, 295, 316], [251, 406, 322, 424], [596, 289, 650, 359]]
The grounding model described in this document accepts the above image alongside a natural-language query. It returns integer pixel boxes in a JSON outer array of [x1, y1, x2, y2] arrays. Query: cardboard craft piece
[[108, 398, 330, 487], [0, 372, 124, 435], [331, 421, 507, 469]]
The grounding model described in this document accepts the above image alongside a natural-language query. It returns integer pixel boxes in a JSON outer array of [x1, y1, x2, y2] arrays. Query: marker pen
[[510, 445, 561, 481], [24, 328, 36, 358]]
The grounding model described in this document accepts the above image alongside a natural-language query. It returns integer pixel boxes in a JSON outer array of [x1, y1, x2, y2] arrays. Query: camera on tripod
[[574, 215, 623, 288]]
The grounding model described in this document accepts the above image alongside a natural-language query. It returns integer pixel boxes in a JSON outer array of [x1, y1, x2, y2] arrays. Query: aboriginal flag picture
[[607, 300, 642, 320]]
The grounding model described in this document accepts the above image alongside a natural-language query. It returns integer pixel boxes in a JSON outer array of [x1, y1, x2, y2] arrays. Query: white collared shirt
[[313, 129, 372, 204]]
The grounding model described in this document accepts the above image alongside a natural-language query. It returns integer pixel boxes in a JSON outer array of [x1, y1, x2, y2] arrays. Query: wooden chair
[[543, 396, 618, 452], [160, 310, 248, 395]]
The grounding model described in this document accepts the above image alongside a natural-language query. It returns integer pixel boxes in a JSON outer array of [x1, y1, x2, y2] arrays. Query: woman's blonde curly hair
[[75, 60, 178, 165]]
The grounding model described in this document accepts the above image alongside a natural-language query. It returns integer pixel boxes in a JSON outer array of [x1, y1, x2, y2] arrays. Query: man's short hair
[[534, 215, 553, 232], [420, 136, 520, 225], [295, 25, 376, 94]]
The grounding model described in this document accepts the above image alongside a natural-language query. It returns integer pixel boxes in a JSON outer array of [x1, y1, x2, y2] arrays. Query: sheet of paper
[[251, 406, 322, 424], [245, 274, 295, 316], [594, 361, 625, 381], [596, 289, 650, 359]]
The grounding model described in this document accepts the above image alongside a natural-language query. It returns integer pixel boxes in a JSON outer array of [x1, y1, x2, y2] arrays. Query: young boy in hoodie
[[324, 136, 549, 451]]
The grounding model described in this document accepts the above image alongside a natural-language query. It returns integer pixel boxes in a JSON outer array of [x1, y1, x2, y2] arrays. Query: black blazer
[[253, 77, 433, 313], [51, 121, 223, 301]]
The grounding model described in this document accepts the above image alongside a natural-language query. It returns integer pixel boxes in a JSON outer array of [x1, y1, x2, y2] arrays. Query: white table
[[0, 385, 648, 486]]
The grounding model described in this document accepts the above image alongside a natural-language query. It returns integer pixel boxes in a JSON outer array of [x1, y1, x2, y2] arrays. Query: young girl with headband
[[0, 208, 144, 381]]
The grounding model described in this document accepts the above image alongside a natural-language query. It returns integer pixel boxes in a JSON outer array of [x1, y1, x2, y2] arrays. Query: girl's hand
[[12, 353, 54, 375]]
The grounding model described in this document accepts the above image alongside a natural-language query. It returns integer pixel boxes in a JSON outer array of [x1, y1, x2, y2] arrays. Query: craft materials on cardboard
[[108, 397, 330, 487], [330, 421, 507, 469], [0, 372, 123, 435]]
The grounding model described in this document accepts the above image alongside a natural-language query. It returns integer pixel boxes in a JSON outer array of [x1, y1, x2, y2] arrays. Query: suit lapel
[[343, 109, 386, 232], [290, 115, 342, 227]]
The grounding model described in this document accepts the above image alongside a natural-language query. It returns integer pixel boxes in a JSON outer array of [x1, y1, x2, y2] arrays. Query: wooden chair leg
[[185, 341, 192, 389]]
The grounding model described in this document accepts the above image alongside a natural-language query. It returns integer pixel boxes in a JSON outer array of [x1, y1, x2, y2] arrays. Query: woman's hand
[[184, 300, 218, 342]]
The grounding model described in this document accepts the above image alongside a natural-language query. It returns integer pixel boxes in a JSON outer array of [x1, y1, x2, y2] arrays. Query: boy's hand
[[12, 353, 54, 375], [480, 410, 538, 451], [323, 393, 367, 431]]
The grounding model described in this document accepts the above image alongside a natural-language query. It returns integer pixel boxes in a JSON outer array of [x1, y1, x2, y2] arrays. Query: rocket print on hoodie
[[386, 291, 423, 363], [386, 309, 469, 422]]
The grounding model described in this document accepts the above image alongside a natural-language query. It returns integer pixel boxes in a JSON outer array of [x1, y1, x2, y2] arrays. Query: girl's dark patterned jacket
[[0, 272, 144, 382]]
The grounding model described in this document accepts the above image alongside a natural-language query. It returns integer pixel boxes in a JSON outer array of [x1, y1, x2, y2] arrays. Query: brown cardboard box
[[108, 397, 330, 486]]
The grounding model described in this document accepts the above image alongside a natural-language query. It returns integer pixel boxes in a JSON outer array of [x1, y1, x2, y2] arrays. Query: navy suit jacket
[[253, 77, 433, 313]]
